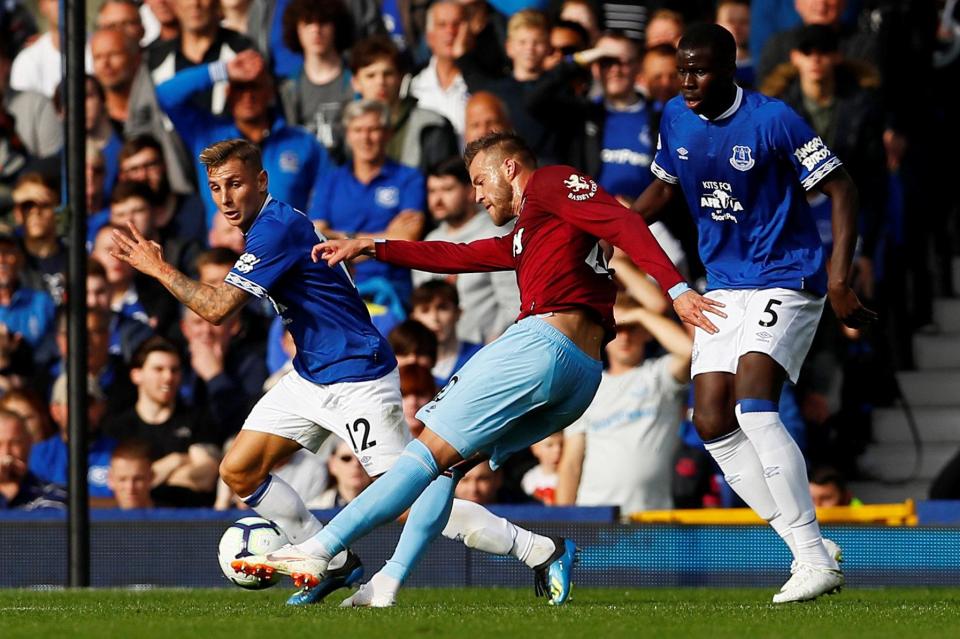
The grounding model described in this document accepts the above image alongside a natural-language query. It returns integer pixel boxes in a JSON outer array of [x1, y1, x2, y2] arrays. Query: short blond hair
[[507, 9, 549, 39], [199, 138, 263, 173]]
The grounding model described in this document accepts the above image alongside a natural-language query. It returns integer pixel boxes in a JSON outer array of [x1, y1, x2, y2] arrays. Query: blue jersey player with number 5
[[632, 24, 877, 603]]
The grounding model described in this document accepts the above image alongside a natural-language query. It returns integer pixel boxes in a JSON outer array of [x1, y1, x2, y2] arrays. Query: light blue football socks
[[382, 469, 461, 582], [310, 438, 440, 559]]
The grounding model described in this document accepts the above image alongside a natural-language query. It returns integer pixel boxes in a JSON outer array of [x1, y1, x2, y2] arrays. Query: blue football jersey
[[597, 99, 655, 200], [651, 87, 841, 295], [225, 196, 396, 385]]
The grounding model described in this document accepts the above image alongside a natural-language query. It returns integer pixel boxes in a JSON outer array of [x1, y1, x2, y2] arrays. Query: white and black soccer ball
[[217, 517, 289, 589]]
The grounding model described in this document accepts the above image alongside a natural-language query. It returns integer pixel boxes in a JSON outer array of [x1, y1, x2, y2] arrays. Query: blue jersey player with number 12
[[111, 138, 592, 607], [632, 24, 877, 603]]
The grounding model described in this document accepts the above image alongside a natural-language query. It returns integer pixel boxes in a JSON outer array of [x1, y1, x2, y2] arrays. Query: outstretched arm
[[111, 222, 250, 325], [536, 169, 724, 333], [312, 236, 515, 274], [821, 169, 877, 328]]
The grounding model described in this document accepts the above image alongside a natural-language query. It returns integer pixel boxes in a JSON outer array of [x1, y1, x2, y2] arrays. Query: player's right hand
[[828, 283, 878, 328], [311, 238, 375, 266], [673, 290, 726, 334]]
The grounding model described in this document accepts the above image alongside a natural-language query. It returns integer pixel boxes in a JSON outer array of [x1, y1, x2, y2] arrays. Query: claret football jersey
[[376, 165, 684, 335], [652, 86, 840, 295]]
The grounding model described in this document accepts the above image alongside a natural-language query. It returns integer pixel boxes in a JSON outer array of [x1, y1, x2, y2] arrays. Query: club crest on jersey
[[729, 145, 755, 172], [375, 186, 400, 208], [564, 173, 597, 201], [279, 151, 300, 173], [234, 252, 260, 273]]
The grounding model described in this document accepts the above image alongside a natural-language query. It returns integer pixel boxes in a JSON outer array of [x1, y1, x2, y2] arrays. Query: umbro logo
[[677, 147, 689, 160], [756, 331, 774, 342]]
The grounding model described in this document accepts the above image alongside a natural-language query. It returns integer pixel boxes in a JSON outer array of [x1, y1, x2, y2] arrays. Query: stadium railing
[[630, 501, 919, 526]]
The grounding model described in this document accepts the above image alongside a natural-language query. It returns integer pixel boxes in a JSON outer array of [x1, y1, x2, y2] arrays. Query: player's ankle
[[295, 530, 337, 560]]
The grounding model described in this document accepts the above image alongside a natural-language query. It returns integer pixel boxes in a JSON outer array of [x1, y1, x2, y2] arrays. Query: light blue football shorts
[[416, 315, 603, 469]]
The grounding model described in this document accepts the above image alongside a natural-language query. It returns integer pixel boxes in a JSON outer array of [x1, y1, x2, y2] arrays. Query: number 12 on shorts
[[759, 299, 782, 327], [346, 418, 376, 453]]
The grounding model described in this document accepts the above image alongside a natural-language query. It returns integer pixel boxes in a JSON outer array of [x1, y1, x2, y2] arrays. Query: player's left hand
[[673, 290, 726, 334], [110, 222, 167, 278], [828, 282, 878, 328]]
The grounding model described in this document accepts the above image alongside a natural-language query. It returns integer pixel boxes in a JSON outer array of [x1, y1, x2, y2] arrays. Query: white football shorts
[[691, 288, 825, 384], [241, 367, 411, 477]]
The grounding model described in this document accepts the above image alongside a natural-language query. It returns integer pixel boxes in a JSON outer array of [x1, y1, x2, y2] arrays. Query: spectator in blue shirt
[[0, 233, 56, 354], [28, 373, 116, 502], [0, 409, 66, 511], [156, 49, 329, 225], [309, 99, 426, 303]]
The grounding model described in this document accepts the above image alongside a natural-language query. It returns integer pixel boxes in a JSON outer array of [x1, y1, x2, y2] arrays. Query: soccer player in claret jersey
[[632, 24, 876, 603], [109, 138, 592, 607], [240, 131, 721, 605]]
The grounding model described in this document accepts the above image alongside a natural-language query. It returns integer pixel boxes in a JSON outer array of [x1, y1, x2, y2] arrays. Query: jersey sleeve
[[769, 102, 843, 191], [530, 167, 685, 294], [224, 218, 296, 298], [375, 236, 515, 273], [650, 111, 679, 185]]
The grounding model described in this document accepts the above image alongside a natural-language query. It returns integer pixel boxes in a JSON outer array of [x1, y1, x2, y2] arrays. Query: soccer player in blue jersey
[[632, 24, 876, 603], [110, 138, 580, 607]]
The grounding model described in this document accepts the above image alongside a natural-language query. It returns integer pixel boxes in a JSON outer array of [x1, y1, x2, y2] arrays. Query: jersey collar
[[244, 194, 273, 237], [698, 85, 743, 122]]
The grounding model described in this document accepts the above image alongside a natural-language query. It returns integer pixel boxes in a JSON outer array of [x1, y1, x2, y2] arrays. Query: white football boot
[[339, 581, 397, 608], [231, 544, 330, 589], [773, 562, 845, 603]]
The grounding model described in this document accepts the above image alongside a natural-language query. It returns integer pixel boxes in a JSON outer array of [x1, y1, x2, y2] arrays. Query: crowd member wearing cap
[[556, 295, 692, 515], [27, 374, 116, 503]]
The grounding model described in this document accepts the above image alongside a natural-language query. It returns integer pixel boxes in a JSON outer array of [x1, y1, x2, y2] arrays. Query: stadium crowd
[[0, 0, 957, 514]]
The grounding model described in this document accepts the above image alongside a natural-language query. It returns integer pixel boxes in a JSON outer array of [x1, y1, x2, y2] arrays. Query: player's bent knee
[[219, 454, 268, 497], [693, 409, 738, 442]]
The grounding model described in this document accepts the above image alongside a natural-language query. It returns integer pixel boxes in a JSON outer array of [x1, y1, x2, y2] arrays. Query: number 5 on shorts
[[759, 299, 783, 327]]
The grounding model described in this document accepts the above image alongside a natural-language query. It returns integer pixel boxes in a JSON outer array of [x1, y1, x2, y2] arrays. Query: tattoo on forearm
[[160, 265, 244, 322]]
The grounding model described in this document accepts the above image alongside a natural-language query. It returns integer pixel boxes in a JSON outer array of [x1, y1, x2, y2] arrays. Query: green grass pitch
[[2, 587, 959, 639]]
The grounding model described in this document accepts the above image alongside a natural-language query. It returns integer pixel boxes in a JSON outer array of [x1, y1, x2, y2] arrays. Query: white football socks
[[704, 427, 798, 559], [242, 474, 323, 544], [736, 405, 836, 569], [443, 498, 556, 568]]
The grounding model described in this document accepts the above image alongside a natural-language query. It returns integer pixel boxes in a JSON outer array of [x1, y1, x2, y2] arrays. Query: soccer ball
[[217, 517, 289, 589]]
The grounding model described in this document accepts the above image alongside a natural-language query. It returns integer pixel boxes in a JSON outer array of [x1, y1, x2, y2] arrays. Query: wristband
[[209, 61, 229, 83], [668, 282, 691, 300]]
